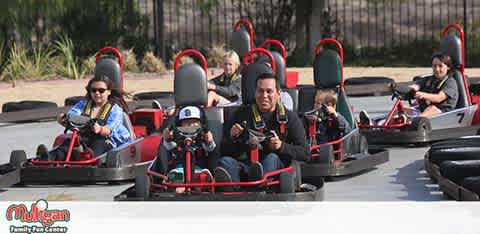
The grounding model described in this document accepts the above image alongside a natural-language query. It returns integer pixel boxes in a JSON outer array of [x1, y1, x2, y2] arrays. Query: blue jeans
[[216, 153, 285, 182]]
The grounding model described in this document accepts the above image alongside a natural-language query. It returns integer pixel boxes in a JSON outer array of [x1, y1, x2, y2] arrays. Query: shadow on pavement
[[391, 159, 444, 201]]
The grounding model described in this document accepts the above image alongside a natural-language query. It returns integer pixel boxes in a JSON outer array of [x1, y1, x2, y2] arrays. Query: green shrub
[[169, 51, 195, 69], [122, 48, 139, 72], [81, 55, 96, 75], [140, 52, 166, 73], [207, 44, 226, 68]]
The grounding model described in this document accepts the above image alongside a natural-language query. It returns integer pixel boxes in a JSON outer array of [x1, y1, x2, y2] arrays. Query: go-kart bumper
[[19, 162, 151, 184], [424, 153, 479, 201], [114, 185, 324, 201], [301, 148, 389, 177], [0, 167, 21, 187], [360, 125, 480, 145]]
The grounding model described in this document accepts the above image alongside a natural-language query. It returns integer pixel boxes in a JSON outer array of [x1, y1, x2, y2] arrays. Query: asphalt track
[[0, 96, 444, 201]]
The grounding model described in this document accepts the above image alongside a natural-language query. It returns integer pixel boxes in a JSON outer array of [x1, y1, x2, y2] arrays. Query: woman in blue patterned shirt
[[38, 75, 132, 160]]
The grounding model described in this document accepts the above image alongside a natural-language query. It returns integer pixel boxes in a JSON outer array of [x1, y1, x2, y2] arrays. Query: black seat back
[[440, 34, 468, 108], [231, 26, 252, 62], [174, 63, 208, 106], [95, 58, 122, 90], [240, 62, 273, 105], [298, 47, 355, 128]]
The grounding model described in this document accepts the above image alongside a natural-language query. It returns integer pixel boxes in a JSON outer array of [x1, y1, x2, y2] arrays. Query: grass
[[53, 35, 85, 80], [2, 44, 55, 86]]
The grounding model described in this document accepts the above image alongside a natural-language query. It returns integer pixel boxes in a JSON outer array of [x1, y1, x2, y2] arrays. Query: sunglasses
[[88, 88, 108, 94]]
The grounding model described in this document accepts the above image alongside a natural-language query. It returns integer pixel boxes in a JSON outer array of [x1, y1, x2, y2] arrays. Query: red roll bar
[[243, 48, 277, 74], [442, 23, 465, 73], [315, 38, 345, 86], [233, 19, 255, 50], [260, 39, 287, 61], [95, 46, 125, 88], [173, 49, 208, 75]]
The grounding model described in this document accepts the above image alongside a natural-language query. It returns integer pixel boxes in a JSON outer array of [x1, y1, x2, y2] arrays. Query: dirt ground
[[2, 67, 480, 110]]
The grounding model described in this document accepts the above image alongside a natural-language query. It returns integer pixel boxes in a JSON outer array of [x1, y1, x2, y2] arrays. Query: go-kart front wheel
[[135, 174, 150, 200], [279, 172, 295, 194], [10, 150, 27, 168]]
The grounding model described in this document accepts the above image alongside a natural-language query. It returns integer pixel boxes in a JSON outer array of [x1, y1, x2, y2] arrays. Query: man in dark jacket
[[215, 73, 309, 183], [207, 50, 242, 107]]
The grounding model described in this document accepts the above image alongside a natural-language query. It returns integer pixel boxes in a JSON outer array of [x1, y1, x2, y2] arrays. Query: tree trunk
[[309, 0, 326, 56], [294, 0, 311, 52]]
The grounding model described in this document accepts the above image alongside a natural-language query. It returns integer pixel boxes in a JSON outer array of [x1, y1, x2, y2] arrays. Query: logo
[[6, 199, 70, 233]]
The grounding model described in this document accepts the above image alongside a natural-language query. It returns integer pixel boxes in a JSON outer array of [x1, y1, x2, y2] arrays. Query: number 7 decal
[[457, 112, 465, 123]]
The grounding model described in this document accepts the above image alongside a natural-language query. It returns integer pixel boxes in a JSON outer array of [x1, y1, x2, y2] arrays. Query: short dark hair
[[256, 73, 281, 91], [431, 52, 453, 69]]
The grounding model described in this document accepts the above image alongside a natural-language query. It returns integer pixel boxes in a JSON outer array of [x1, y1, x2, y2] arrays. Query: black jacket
[[209, 73, 242, 101], [220, 105, 309, 163]]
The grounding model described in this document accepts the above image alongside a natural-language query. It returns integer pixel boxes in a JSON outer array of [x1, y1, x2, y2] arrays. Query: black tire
[[344, 77, 394, 86], [428, 138, 480, 165], [460, 176, 480, 195], [133, 91, 174, 101], [64, 96, 85, 106], [440, 160, 480, 183], [10, 150, 27, 168], [2, 101, 57, 113], [135, 174, 150, 199], [409, 117, 431, 132], [279, 172, 295, 194]]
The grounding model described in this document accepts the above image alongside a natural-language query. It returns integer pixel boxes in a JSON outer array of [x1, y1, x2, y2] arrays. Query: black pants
[[49, 135, 112, 161]]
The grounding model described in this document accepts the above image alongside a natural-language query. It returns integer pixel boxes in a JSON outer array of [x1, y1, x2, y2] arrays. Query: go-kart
[[359, 24, 480, 145], [115, 49, 324, 201], [296, 38, 388, 178], [0, 47, 164, 185], [424, 136, 480, 200], [117, 123, 323, 201]]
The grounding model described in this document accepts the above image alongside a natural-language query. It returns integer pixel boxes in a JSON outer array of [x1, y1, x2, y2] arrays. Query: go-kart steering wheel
[[303, 104, 335, 123], [390, 83, 416, 105], [233, 121, 271, 148], [64, 114, 97, 134], [171, 125, 206, 144]]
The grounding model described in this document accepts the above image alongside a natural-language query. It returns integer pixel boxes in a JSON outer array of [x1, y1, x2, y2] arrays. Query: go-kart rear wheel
[[10, 150, 27, 168], [135, 174, 150, 199], [410, 117, 431, 132], [279, 172, 295, 194]]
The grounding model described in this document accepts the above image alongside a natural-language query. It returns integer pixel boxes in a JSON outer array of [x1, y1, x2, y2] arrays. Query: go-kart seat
[[174, 63, 208, 106], [241, 61, 273, 105], [440, 34, 468, 109], [298, 48, 355, 128], [272, 50, 298, 112], [94, 57, 136, 141], [122, 112, 136, 140], [231, 26, 252, 62], [95, 58, 122, 90]]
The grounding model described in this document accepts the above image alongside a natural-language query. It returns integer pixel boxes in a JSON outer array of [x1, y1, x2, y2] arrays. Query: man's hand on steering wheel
[[230, 122, 245, 139], [267, 130, 282, 151]]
